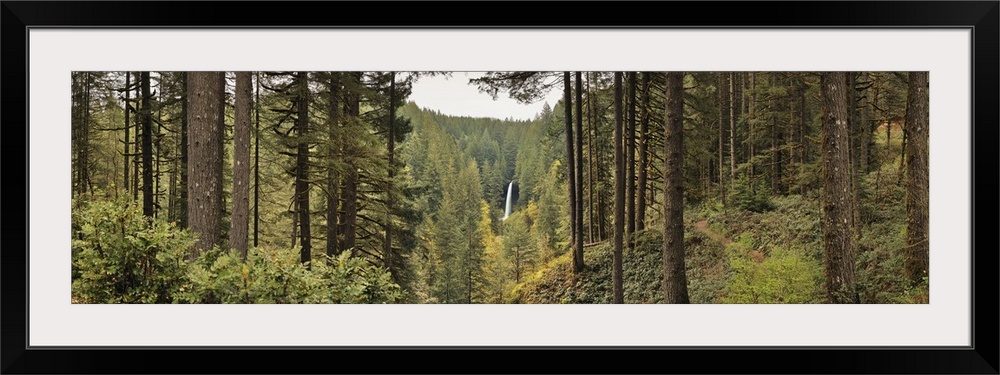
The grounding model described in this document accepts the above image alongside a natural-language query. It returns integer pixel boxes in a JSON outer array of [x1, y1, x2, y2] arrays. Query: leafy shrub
[[509, 228, 730, 304], [721, 245, 824, 304], [72, 197, 193, 303], [854, 195, 915, 304], [73, 198, 402, 304], [175, 248, 403, 304]]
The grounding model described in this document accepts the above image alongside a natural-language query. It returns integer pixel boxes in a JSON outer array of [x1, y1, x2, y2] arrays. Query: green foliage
[[731, 171, 773, 213], [721, 245, 824, 304], [855, 163, 928, 303], [469, 72, 562, 103], [72, 196, 193, 303], [73, 198, 402, 304], [707, 195, 823, 262], [501, 207, 539, 288], [176, 248, 402, 304], [788, 161, 823, 194], [533, 161, 569, 261], [477, 201, 510, 303], [399, 103, 561, 303], [71, 71, 923, 305], [697, 197, 828, 304], [509, 228, 729, 304]]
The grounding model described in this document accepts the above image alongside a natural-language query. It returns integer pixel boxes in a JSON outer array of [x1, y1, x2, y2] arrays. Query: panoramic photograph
[[70, 71, 929, 304]]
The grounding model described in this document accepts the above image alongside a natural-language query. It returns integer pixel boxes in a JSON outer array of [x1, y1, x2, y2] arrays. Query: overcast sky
[[407, 72, 564, 121]]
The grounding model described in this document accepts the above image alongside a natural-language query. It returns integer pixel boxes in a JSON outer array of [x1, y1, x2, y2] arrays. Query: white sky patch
[[407, 72, 563, 121]]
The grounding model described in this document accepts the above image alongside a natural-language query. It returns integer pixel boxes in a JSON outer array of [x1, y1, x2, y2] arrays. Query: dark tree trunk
[[72, 73, 82, 194], [903, 71, 929, 285], [140, 72, 154, 217], [295, 72, 312, 265], [290, 199, 298, 248], [179, 73, 189, 228], [230, 71, 252, 259], [898, 121, 907, 176], [563, 72, 579, 273], [626, 72, 637, 242], [770, 73, 781, 194], [637, 72, 650, 231], [859, 72, 871, 174], [736, 73, 745, 173], [133, 73, 140, 201], [168, 153, 176, 220], [729, 72, 737, 179], [790, 73, 805, 195], [155, 81, 163, 218], [848, 73, 860, 169], [385, 72, 396, 271], [73, 73, 80, 192], [663, 72, 689, 304], [187, 72, 225, 253], [820, 72, 859, 304], [717, 72, 727, 206], [217, 74, 226, 229], [74, 72, 92, 196], [612, 72, 625, 304], [83, 72, 92, 194], [340, 72, 361, 254], [253, 72, 260, 247], [748, 72, 756, 184], [574, 72, 585, 270], [340, 157, 358, 256], [586, 73, 595, 243], [587, 73, 603, 242], [124, 72, 131, 197], [847, 73, 860, 238], [598, 74, 608, 242], [326, 73, 341, 257]]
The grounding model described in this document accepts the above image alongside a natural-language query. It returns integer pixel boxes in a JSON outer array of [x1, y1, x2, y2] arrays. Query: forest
[[69, 71, 929, 304]]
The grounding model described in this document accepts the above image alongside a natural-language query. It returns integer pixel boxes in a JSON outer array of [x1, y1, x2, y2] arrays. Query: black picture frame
[[2, 1, 996, 373]]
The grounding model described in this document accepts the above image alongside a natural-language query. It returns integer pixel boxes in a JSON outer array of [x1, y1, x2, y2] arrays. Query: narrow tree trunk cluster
[[636, 72, 650, 231], [563, 72, 579, 273]]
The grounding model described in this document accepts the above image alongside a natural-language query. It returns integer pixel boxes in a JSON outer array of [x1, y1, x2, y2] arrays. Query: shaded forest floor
[[509, 218, 731, 304], [508, 202, 827, 304], [509, 190, 927, 304]]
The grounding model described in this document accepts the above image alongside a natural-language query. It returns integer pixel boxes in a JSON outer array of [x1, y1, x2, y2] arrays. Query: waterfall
[[502, 181, 514, 221]]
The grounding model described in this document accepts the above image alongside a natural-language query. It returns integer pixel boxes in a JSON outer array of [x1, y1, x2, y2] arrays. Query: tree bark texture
[[904, 71, 929, 285], [230, 71, 252, 259], [326, 73, 341, 257], [663, 72, 690, 304], [295, 72, 312, 265], [141, 72, 154, 217], [187, 72, 225, 253], [563, 72, 580, 273], [612, 72, 625, 304], [574, 71, 585, 271], [820, 72, 859, 304]]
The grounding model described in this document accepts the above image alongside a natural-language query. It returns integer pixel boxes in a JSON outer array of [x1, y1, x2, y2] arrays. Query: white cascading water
[[502, 181, 514, 221]]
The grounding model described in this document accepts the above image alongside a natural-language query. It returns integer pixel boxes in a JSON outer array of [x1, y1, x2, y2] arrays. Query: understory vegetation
[[71, 71, 928, 304]]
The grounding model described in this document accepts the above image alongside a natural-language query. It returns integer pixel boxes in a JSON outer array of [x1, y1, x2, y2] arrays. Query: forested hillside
[[70, 71, 928, 304]]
